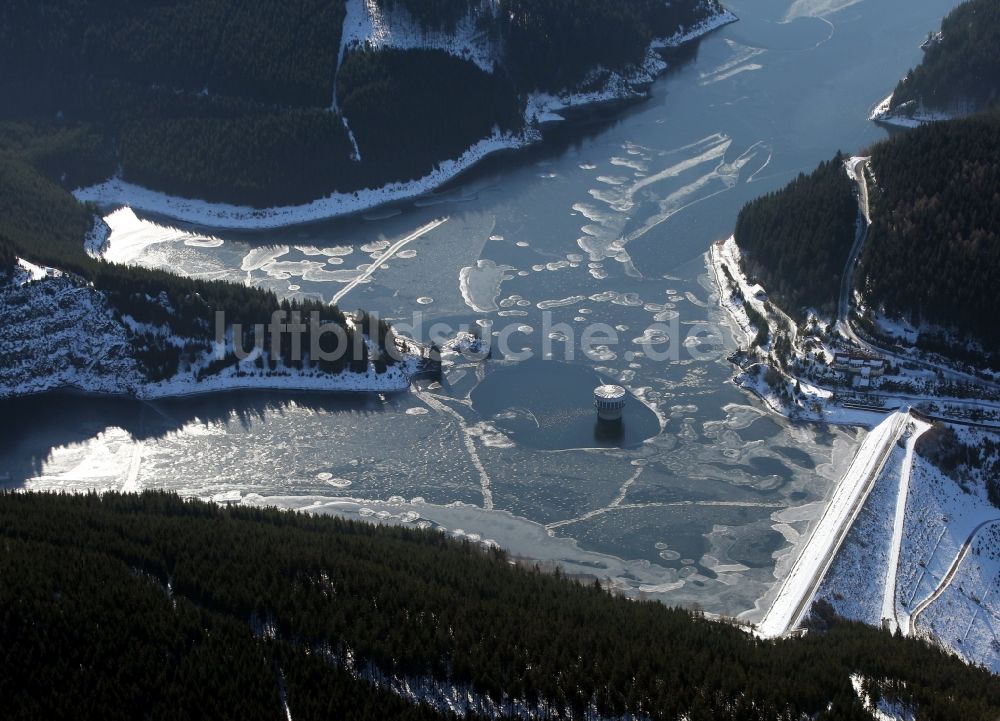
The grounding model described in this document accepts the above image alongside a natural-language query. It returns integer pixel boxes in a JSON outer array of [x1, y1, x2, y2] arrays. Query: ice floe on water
[[242, 246, 290, 272], [467, 421, 516, 449], [361, 240, 391, 253], [610, 156, 648, 172], [302, 267, 366, 283], [587, 345, 617, 361], [783, 0, 864, 21], [537, 295, 587, 310], [699, 39, 766, 86], [296, 245, 330, 256], [184, 236, 224, 248], [568, 134, 772, 280], [459, 259, 515, 312], [99, 207, 191, 265], [589, 290, 643, 307]]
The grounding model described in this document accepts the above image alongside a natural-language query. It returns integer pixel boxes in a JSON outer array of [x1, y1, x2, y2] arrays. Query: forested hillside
[[733, 153, 857, 318], [375, 0, 480, 32], [889, 0, 1000, 115], [2, 0, 347, 108], [858, 112, 1000, 361], [2, 491, 998, 721], [500, 0, 721, 92], [337, 48, 522, 183], [0, 124, 397, 383], [0, 0, 723, 206], [732, 112, 1000, 365]]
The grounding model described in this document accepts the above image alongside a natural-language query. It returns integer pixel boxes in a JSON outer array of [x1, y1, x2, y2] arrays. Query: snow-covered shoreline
[[869, 91, 953, 128], [0, 264, 426, 401], [137, 363, 413, 400], [73, 131, 533, 231], [72, 7, 737, 231], [707, 238, 888, 427], [526, 8, 739, 124], [707, 236, 1000, 429], [2, 362, 419, 402], [1, 354, 420, 402]]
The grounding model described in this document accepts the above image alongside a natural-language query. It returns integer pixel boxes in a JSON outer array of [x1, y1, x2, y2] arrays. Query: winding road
[[837, 158, 1000, 395], [834, 157, 869, 342], [909, 518, 1000, 633]]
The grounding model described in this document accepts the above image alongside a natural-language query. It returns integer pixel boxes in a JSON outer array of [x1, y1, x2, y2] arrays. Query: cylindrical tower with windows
[[594, 384, 626, 422]]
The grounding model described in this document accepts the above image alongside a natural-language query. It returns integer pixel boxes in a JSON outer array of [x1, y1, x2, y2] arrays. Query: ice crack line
[[611, 466, 643, 507], [546, 500, 785, 531], [416, 391, 493, 511], [330, 217, 448, 306]]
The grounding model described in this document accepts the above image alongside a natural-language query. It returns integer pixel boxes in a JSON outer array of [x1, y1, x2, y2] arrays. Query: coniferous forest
[[0, 0, 721, 207], [858, 112, 1000, 360], [733, 152, 858, 319], [2, 491, 999, 721], [0, 124, 398, 381], [734, 111, 1000, 363], [888, 0, 1000, 115]]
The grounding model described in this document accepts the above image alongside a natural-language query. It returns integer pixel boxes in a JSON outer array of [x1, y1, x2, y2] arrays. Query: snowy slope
[[0, 270, 421, 400], [801, 417, 1000, 673], [917, 521, 1000, 673], [0, 266, 142, 398], [339, 0, 500, 75], [895, 451, 999, 624]]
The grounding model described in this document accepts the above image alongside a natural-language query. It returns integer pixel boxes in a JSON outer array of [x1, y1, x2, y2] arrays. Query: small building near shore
[[833, 351, 886, 384]]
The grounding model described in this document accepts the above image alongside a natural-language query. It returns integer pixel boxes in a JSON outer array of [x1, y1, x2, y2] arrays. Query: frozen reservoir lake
[[0, 0, 962, 619]]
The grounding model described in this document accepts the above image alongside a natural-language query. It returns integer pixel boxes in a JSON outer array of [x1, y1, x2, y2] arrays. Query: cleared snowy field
[[798, 417, 1000, 673], [895, 452, 999, 625], [917, 521, 1000, 673]]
